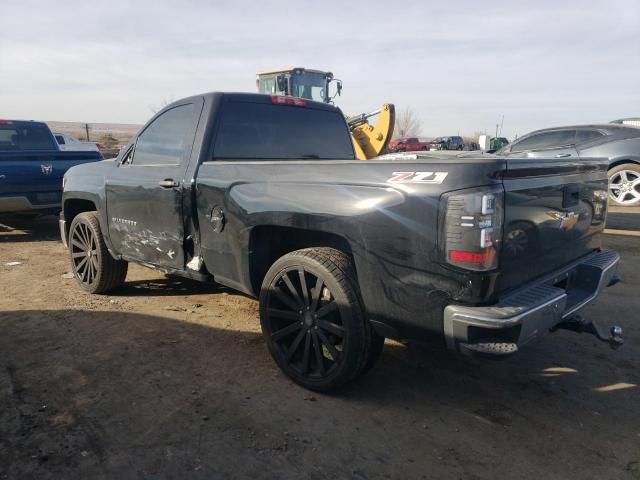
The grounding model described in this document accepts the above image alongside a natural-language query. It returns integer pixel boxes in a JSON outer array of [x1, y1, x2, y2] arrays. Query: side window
[[132, 103, 195, 166], [576, 129, 605, 144], [512, 130, 576, 152], [407, 138, 417, 144], [55, 135, 65, 144]]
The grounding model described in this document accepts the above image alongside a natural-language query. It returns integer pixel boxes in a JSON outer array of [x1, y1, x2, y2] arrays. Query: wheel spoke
[[285, 328, 307, 362], [90, 256, 99, 272], [311, 330, 324, 374], [310, 276, 323, 312], [80, 259, 89, 282], [78, 224, 89, 247], [87, 259, 94, 283], [301, 332, 311, 375], [71, 251, 86, 259], [317, 329, 340, 361], [620, 171, 629, 182], [298, 268, 309, 307], [316, 301, 337, 319], [281, 272, 304, 308], [76, 256, 88, 272], [272, 321, 302, 341], [71, 239, 86, 251], [272, 286, 302, 313], [268, 308, 300, 321], [317, 319, 344, 338]]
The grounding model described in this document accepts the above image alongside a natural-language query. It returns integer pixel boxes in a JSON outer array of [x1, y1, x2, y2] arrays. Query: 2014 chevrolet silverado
[[60, 92, 622, 391], [0, 120, 103, 214]]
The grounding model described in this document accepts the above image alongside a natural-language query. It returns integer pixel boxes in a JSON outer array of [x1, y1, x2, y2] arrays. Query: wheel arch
[[608, 158, 640, 170], [63, 197, 97, 238], [62, 195, 117, 258], [248, 225, 355, 297]]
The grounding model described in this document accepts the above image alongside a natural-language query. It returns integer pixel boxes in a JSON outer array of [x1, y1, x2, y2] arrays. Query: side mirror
[[336, 80, 342, 96]]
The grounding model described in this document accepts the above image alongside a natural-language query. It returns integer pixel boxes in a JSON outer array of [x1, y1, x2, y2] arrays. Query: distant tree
[[394, 106, 422, 138], [149, 96, 175, 114]]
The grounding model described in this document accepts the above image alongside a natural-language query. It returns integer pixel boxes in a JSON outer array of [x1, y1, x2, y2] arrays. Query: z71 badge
[[387, 171, 448, 184]]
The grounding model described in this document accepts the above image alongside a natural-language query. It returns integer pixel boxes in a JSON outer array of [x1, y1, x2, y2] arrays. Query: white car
[[54, 133, 101, 152]]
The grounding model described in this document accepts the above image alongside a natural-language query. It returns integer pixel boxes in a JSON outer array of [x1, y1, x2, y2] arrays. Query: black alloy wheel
[[259, 248, 377, 391], [68, 212, 128, 294]]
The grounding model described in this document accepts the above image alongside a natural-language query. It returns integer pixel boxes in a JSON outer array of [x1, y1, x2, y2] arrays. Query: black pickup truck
[[60, 92, 622, 391]]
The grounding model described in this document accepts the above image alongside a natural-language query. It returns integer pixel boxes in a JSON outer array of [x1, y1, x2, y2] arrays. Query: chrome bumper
[[59, 214, 67, 248], [444, 250, 620, 355]]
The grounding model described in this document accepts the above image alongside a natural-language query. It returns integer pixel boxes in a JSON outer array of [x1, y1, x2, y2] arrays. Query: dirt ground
[[1, 214, 639, 480]]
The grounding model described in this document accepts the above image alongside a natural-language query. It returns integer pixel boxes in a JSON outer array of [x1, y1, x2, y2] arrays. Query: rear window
[[212, 101, 354, 160], [0, 122, 57, 151]]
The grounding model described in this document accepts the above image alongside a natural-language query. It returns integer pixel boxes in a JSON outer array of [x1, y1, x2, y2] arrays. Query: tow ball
[[554, 315, 624, 350]]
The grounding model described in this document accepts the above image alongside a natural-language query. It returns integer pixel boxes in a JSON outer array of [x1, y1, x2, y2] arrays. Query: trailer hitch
[[554, 315, 624, 350]]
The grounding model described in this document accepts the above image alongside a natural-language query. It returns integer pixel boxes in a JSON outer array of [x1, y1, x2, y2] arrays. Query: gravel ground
[[1, 214, 639, 480]]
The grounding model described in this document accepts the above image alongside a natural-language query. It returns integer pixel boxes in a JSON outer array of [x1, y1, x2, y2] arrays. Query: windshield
[[290, 71, 328, 103]]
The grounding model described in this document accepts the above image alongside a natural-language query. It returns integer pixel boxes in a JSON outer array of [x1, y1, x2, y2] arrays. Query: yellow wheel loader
[[257, 68, 395, 160]]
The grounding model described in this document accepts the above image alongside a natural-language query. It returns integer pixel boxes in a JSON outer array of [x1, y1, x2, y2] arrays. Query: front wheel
[[68, 212, 128, 293], [608, 164, 640, 206], [259, 248, 377, 392]]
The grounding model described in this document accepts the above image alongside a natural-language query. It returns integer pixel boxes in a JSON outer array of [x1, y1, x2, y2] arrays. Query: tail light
[[440, 186, 504, 271]]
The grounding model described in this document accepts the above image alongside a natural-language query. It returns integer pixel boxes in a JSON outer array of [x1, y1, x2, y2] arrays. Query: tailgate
[[497, 157, 609, 291]]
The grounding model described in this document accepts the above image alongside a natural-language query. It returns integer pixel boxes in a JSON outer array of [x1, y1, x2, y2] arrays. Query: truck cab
[[256, 68, 341, 104]]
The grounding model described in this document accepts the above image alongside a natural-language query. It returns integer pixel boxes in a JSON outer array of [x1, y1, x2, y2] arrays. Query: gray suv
[[498, 124, 640, 206]]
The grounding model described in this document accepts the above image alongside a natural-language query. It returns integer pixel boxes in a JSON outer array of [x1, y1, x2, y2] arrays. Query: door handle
[[555, 153, 572, 158], [0, 175, 5, 180], [159, 179, 179, 188]]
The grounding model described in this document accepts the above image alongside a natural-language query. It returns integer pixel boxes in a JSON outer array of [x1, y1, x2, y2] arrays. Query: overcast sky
[[1, 0, 638, 139]]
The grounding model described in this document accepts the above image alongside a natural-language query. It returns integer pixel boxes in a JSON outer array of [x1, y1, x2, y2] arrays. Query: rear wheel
[[259, 248, 376, 392], [608, 163, 640, 206], [68, 212, 128, 293]]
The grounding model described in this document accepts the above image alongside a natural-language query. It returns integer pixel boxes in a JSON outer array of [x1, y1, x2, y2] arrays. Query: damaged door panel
[[105, 99, 203, 270]]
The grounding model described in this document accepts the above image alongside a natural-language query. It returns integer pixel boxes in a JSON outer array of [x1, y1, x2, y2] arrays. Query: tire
[[68, 211, 128, 294], [608, 163, 640, 206], [259, 248, 376, 392]]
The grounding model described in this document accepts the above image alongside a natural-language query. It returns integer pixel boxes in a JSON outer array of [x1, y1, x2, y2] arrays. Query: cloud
[[1, 0, 638, 138]]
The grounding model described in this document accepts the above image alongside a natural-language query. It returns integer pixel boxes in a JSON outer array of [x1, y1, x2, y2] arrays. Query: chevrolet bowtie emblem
[[547, 210, 579, 230], [41, 164, 53, 175]]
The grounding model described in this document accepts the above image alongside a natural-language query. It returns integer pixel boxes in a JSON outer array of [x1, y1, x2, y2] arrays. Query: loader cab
[[256, 68, 341, 104]]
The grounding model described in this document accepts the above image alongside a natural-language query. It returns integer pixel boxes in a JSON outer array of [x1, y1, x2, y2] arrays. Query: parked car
[[388, 137, 431, 152], [490, 137, 510, 151], [61, 92, 621, 392], [54, 133, 101, 152], [498, 124, 640, 206], [430, 136, 465, 151], [0, 120, 102, 214]]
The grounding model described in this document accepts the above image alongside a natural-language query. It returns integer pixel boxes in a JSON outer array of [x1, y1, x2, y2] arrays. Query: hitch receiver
[[554, 315, 624, 350]]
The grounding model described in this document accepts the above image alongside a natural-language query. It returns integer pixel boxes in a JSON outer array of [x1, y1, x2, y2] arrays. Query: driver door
[[105, 100, 202, 270]]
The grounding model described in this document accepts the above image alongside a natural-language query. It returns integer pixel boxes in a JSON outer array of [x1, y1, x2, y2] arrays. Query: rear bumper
[[444, 250, 619, 355]]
